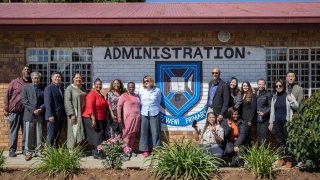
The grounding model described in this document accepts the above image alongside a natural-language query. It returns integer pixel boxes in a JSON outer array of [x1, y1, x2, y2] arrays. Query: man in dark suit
[[21, 72, 44, 161], [207, 67, 229, 123], [44, 72, 66, 146]]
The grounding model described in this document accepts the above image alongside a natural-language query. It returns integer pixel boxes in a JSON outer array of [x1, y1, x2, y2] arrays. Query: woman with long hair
[[240, 81, 257, 143], [193, 112, 224, 158], [106, 79, 125, 138], [240, 81, 257, 126], [228, 77, 242, 110]]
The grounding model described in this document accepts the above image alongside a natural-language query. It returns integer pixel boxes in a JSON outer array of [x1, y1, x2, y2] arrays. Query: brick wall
[[0, 30, 319, 150]]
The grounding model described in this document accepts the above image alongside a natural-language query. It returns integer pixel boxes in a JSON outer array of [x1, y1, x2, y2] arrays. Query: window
[[27, 48, 92, 90], [266, 48, 320, 97]]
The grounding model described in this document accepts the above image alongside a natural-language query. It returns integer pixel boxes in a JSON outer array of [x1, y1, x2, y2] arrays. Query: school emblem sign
[[156, 61, 206, 126]]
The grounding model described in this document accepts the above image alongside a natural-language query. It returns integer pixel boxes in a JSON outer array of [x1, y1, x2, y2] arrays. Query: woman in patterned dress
[[106, 79, 125, 138]]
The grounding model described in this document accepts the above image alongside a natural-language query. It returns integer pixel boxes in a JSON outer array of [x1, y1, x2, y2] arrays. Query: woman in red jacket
[[82, 78, 108, 159]]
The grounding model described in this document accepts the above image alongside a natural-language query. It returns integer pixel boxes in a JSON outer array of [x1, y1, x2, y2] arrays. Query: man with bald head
[[207, 67, 229, 122]]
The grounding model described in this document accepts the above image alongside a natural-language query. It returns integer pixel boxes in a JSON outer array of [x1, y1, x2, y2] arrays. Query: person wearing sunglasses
[[269, 79, 298, 168], [138, 75, 162, 158], [207, 67, 229, 123]]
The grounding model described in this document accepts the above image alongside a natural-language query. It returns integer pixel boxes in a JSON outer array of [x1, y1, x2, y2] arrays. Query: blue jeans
[[139, 113, 161, 152]]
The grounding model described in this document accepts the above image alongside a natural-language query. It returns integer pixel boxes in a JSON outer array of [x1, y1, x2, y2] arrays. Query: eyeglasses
[[275, 85, 283, 88], [211, 72, 219, 75], [143, 79, 150, 83]]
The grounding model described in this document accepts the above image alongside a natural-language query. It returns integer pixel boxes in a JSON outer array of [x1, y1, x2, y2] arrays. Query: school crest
[[156, 61, 202, 117]]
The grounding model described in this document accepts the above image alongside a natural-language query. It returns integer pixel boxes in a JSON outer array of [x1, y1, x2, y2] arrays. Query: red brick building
[[0, 3, 319, 149]]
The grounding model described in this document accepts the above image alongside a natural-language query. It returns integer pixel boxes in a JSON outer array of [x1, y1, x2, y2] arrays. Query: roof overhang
[[0, 3, 319, 31]]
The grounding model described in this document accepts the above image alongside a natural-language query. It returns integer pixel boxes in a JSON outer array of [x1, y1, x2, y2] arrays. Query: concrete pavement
[[3, 151, 290, 171], [2, 151, 151, 169]]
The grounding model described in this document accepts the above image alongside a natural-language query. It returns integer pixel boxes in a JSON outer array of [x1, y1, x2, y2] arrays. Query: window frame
[[266, 47, 320, 97], [26, 47, 93, 90]]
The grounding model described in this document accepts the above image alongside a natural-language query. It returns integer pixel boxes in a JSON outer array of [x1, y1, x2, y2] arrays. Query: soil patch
[[0, 168, 319, 180]]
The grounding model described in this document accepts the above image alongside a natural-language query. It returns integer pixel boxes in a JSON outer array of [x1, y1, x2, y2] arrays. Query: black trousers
[[224, 142, 235, 157], [273, 120, 287, 148], [273, 120, 292, 159], [257, 120, 269, 145]]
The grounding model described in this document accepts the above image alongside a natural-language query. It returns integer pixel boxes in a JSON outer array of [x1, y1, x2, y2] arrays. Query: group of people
[[4, 65, 303, 167], [4, 65, 162, 161], [193, 67, 303, 167]]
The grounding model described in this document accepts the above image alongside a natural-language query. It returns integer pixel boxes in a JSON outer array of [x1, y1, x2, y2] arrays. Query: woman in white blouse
[[138, 75, 162, 158]]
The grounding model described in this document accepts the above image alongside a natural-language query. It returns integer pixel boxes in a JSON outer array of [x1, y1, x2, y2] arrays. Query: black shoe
[[93, 150, 105, 160], [9, 151, 16, 157], [123, 155, 130, 161], [25, 154, 32, 161], [229, 156, 239, 167], [93, 154, 100, 159], [92, 150, 99, 159]]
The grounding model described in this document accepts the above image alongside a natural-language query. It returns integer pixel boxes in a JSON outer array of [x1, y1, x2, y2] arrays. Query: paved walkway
[[3, 151, 151, 169], [3, 151, 292, 171]]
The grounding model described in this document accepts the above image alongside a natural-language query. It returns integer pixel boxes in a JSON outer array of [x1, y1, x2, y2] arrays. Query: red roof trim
[[0, 3, 319, 25]]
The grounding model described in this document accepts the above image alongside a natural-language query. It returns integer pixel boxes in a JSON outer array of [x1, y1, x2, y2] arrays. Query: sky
[[146, 0, 316, 2]]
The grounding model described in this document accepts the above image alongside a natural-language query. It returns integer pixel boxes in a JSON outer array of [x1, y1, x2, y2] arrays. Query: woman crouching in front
[[193, 112, 224, 158], [222, 108, 249, 167]]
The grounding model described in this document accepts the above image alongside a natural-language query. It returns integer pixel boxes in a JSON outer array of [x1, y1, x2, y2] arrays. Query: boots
[[275, 159, 286, 167]]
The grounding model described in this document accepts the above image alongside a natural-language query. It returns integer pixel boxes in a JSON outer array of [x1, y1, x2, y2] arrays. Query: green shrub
[[0, 148, 6, 171], [148, 139, 223, 180], [240, 143, 282, 179], [29, 144, 84, 178], [287, 91, 320, 168]]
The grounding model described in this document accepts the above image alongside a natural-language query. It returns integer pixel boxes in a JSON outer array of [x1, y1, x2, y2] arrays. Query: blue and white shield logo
[[156, 61, 202, 117]]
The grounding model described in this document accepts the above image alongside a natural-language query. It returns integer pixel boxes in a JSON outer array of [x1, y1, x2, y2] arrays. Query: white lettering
[[185, 110, 206, 124], [165, 117, 180, 125]]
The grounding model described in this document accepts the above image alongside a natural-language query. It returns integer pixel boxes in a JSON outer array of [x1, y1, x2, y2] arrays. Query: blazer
[[207, 79, 230, 117], [44, 83, 65, 120], [21, 83, 45, 122]]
